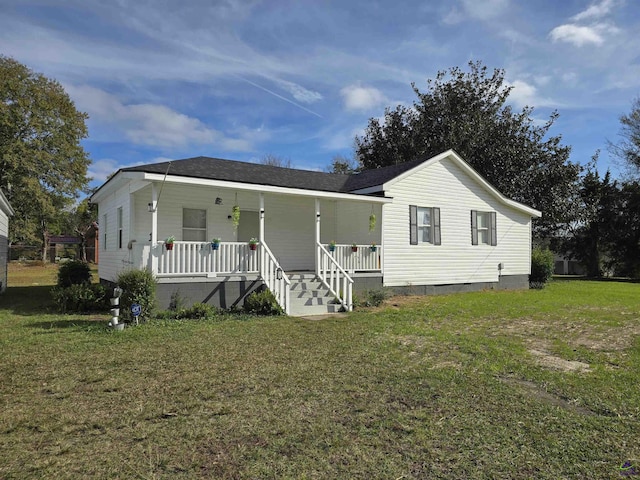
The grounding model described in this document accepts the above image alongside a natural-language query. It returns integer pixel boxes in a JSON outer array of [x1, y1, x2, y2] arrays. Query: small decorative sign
[[131, 303, 142, 317]]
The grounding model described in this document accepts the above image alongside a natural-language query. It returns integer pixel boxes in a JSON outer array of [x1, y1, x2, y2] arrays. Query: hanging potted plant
[[165, 236, 175, 251], [211, 238, 221, 250], [351, 242, 358, 252], [370, 242, 377, 252], [248, 237, 259, 251], [328, 240, 336, 252], [231, 205, 240, 229], [369, 213, 376, 232]]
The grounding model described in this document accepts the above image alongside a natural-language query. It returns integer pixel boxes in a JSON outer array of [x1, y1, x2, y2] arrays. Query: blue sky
[[2, 0, 639, 189]]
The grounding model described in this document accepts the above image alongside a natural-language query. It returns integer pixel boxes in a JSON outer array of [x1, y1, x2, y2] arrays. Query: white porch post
[[259, 193, 265, 242], [150, 184, 158, 274], [259, 193, 265, 274], [315, 198, 321, 275]]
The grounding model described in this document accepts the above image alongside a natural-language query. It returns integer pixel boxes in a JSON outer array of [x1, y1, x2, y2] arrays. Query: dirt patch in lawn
[[499, 315, 640, 352], [499, 377, 596, 416], [528, 349, 591, 373]]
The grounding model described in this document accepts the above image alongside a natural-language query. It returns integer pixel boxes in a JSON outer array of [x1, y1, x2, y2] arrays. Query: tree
[[609, 97, 640, 178], [0, 55, 90, 259], [59, 198, 98, 262], [355, 61, 581, 239], [326, 154, 358, 174], [558, 156, 618, 277], [606, 181, 640, 278], [260, 154, 292, 168]]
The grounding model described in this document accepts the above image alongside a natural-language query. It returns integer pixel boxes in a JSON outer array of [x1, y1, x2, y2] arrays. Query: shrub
[[244, 289, 283, 316], [116, 269, 157, 321], [530, 247, 554, 288], [362, 289, 389, 307], [51, 283, 109, 313], [57, 260, 91, 287], [176, 302, 218, 320], [168, 289, 187, 311]]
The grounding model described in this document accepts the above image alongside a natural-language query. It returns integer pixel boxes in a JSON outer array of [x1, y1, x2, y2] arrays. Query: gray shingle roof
[[122, 156, 427, 194]]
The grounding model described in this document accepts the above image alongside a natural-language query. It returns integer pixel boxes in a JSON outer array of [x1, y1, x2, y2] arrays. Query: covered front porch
[[125, 178, 388, 313]]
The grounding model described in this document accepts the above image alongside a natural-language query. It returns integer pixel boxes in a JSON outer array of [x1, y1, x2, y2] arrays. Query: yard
[[1, 263, 639, 479]]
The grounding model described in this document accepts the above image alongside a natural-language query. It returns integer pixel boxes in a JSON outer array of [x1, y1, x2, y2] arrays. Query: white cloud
[[572, 0, 617, 21], [88, 158, 120, 183], [442, 7, 464, 25], [66, 84, 252, 151], [340, 84, 387, 112], [550, 0, 621, 48], [505, 79, 558, 108], [549, 24, 605, 47], [277, 80, 323, 104], [460, 0, 509, 20]]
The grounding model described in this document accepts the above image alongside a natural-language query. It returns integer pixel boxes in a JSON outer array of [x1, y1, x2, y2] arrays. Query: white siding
[[335, 201, 382, 245], [97, 183, 132, 282], [383, 157, 532, 287], [0, 208, 8, 292]]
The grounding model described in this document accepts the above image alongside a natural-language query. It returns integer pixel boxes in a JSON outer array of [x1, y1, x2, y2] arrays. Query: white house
[[0, 189, 14, 293], [91, 150, 541, 316]]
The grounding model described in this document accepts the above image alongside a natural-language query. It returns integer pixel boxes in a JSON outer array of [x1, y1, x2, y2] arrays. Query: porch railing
[[316, 242, 353, 312], [327, 244, 381, 272], [259, 243, 291, 315], [155, 241, 259, 276]]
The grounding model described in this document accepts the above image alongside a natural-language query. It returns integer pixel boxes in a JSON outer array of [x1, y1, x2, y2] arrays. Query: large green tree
[[558, 156, 618, 277], [609, 96, 640, 178], [355, 61, 581, 238], [0, 55, 90, 259]]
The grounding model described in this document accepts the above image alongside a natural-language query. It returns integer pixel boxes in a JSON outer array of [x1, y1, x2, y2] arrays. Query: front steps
[[287, 272, 342, 316]]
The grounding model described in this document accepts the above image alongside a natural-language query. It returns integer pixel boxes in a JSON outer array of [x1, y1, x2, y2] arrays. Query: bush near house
[[244, 289, 283, 316], [116, 269, 157, 322], [530, 247, 554, 288], [51, 260, 108, 313], [56, 260, 91, 287]]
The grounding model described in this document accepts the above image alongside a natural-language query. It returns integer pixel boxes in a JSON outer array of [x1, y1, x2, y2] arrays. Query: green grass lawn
[[1, 264, 639, 479]]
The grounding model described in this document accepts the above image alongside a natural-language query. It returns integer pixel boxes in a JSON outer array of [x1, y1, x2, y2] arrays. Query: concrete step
[[285, 272, 344, 316]]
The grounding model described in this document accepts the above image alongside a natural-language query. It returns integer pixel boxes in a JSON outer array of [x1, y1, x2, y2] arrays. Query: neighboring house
[[91, 150, 541, 316], [0, 190, 15, 293]]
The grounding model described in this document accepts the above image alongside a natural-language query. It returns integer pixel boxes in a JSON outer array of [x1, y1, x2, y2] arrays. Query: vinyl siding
[[97, 183, 132, 282], [382, 157, 532, 287], [0, 209, 8, 292]]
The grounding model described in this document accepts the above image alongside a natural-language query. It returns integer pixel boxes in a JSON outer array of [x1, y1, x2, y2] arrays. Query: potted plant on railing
[[165, 236, 175, 251], [248, 237, 259, 251], [370, 242, 377, 252], [211, 238, 221, 250], [328, 240, 336, 252], [351, 242, 358, 252]]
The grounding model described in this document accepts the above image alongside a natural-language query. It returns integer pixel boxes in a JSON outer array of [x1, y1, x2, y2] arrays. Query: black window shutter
[[490, 212, 497, 246], [409, 205, 417, 245], [471, 210, 478, 245], [433, 207, 441, 245]]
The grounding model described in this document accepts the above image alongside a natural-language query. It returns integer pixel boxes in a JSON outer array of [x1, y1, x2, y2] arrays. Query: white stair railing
[[259, 242, 291, 315], [316, 242, 353, 312]]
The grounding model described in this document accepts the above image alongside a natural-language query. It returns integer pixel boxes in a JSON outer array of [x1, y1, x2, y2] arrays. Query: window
[[102, 214, 107, 250], [117, 207, 123, 249], [471, 210, 497, 246], [409, 206, 441, 245], [182, 208, 207, 241]]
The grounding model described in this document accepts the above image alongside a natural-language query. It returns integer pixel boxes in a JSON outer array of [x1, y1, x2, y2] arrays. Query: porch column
[[315, 198, 320, 274], [259, 193, 265, 242], [259, 193, 265, 275], [149, 184, 158, 274]]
